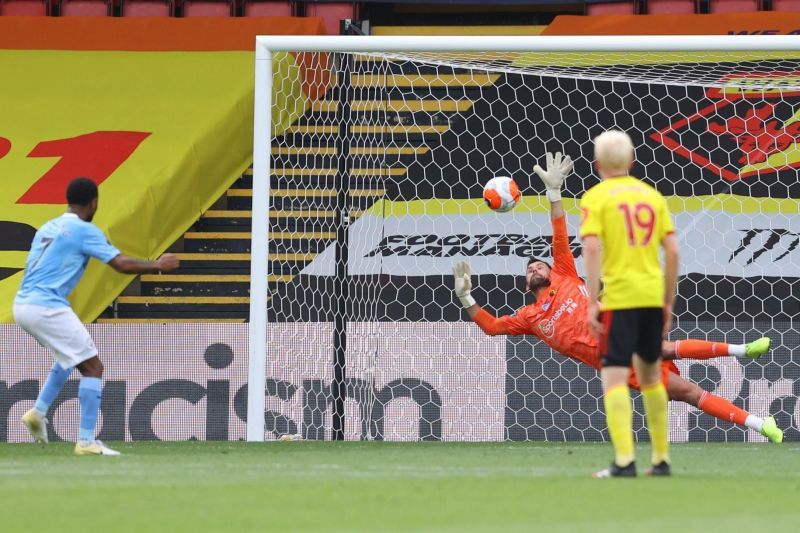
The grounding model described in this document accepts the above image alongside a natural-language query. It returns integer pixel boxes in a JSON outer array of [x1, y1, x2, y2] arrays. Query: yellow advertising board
[[0, 17, 326, 322]]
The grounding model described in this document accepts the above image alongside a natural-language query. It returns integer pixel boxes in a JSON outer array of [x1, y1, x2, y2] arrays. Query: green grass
[[1, 442, 798, 532]]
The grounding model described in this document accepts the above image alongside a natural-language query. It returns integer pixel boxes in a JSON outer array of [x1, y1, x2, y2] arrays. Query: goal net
[[251, 37, 800, 443]]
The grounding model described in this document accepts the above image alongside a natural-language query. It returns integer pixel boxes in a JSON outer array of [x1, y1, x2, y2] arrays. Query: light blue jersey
[[15, 213, 120, 308]]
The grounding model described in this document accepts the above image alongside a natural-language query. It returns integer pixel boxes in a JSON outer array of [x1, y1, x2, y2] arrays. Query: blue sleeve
[[81, 224, 121, 263]]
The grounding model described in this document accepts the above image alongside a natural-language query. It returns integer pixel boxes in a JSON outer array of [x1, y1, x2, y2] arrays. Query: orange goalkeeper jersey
[[473, 215, 599, 368], [471, 214, 681, 383]]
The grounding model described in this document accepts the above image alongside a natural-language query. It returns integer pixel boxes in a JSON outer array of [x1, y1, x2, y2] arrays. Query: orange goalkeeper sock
[[697, 391, 763, 431], [675, 339, 734, 359]]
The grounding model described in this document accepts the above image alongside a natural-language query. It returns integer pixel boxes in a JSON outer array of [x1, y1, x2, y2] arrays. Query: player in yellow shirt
[[580, 130, 679, 478]]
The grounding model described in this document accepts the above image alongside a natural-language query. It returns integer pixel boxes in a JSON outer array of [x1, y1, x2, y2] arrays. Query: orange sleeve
[[550, 215, 579, 278], [473, 308, 530, 336]]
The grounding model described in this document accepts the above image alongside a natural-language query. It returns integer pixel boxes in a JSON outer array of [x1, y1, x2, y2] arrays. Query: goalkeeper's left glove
[[453, 261, 476, 308], [533, 151, 573, 203]]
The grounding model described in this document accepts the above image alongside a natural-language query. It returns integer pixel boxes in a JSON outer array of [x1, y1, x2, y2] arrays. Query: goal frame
[[248, 34, 800, 442]]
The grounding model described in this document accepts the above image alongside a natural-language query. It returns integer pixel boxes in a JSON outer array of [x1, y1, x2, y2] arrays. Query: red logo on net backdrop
[[650, 73, 800, 182]]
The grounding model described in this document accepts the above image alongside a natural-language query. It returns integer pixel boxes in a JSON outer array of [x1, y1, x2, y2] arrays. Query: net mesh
[[1, 324, 250, 443], [264, 49, 800, 442]]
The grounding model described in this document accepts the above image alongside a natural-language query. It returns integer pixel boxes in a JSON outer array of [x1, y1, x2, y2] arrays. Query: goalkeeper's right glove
[[533, 151, 573, 203], [453, 261, 476, 308]]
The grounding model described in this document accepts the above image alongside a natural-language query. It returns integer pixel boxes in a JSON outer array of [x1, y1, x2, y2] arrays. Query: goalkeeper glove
[[533, 151, 573, 203], [453, 261, 476, 308]]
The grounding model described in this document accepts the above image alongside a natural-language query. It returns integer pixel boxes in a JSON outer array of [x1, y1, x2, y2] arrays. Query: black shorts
[[598, 308, 663, 367]]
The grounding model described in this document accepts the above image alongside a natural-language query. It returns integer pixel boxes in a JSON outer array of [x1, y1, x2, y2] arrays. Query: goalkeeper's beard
[[527, 274, 551, 293]]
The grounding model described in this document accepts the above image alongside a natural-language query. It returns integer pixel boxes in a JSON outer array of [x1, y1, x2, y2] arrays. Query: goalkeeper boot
[[21, 408, 49, 444], [645, 461, 671, 477], [745, 337, 771, 359], [75, 439, 121, 456], [760, 417, 783, 444], [593, 461, 636, 478]]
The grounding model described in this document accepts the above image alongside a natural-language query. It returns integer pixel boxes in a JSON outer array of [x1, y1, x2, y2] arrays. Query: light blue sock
[[78, 377, 102, 442], [34, 363, 73, 414]]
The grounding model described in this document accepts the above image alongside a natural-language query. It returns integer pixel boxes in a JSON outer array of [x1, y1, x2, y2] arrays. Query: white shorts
[[13, 303, 98, 369]]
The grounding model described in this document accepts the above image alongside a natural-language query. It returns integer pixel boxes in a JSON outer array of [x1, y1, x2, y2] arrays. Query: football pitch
[[1, 441, 798, 532]]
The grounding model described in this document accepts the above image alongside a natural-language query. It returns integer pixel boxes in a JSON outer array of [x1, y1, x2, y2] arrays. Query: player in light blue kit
[[15, 177, 179, 455]]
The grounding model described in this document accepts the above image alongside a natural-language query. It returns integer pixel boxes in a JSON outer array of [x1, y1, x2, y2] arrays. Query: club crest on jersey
[[542, 301, 551, 311], [537, 298, 578, 339]]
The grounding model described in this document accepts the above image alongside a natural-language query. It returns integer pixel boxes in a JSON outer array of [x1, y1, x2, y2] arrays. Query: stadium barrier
[[2, 323, 798, 442], [0, 17, 327, 323], [543, 9, 800, 35]]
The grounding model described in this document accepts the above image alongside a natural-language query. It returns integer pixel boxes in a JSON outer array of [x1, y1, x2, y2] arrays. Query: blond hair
[[594, 130, 634, 176]]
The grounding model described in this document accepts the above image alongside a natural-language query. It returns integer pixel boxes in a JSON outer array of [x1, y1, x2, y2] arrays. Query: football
[[483, 176, 521, 213]]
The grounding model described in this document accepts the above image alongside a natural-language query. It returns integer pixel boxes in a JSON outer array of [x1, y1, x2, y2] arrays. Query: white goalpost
[[248, 35, 800, 442]]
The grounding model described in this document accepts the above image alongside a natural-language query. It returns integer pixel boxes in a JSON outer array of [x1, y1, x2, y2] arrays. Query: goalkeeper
[[453, 152, 782, 444]]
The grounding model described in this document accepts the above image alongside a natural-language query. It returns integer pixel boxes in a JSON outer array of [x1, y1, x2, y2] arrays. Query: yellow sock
[[641, 381, 670, 465], [604, 384, 634, 467]]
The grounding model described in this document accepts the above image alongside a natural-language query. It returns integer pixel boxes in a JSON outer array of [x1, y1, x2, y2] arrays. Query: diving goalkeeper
[[453, 152, 783, 443]]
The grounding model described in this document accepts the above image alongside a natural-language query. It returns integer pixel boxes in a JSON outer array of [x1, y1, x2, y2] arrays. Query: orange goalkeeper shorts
[[627, 360, 680, 390]]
